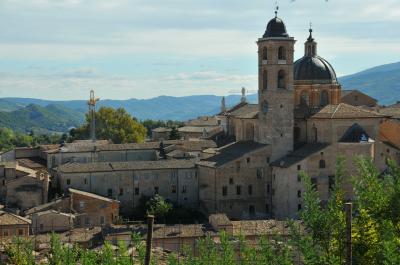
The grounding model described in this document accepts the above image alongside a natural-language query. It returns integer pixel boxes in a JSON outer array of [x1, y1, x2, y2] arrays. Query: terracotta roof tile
[[311, 103, 386, 119]]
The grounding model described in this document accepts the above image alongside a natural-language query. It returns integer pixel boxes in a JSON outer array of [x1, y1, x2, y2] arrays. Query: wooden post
[[345, 203, 352, 265], [145, 215, 155, 265]]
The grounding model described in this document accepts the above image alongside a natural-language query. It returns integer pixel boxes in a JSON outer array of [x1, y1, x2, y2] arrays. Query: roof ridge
[[331, 104, 341, 118]]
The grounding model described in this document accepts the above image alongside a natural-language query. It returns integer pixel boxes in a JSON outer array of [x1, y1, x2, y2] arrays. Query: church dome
[[263, 17, 289, 38], [294, 56, 337, 84]]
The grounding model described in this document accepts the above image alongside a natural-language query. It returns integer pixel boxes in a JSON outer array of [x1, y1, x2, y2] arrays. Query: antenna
[[87, 90, 100, 142], [275, 1, 279, 17]]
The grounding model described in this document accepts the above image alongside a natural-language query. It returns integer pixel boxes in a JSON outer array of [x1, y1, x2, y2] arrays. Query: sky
[[0, 0, 399, 100]]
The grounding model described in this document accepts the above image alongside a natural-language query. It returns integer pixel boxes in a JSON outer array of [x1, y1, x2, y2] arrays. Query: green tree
[[71, 107, 147, 144], [169, 126, 181, 140], [292, 157, 400, 265], [146, 194, 173, 221]]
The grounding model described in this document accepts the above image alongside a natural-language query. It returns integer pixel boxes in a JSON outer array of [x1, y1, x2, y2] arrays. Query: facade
[[69, 188, 119, 227], [0, 163, 49, 211], [26, 188, 119, 229], [31, 210, 75, 234], [0, 211, 31, 240], [151, 127, 172, 141], [341, 90, 378, 107], [56, 160, 198, 216], [197, 142, 271, 219]]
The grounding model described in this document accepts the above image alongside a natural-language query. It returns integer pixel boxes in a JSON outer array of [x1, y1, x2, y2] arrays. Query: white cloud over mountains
[[0, 0, 399, 99]]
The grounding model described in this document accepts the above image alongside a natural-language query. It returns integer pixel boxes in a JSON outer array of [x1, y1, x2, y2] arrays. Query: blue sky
[[0, 0, 399, 100]]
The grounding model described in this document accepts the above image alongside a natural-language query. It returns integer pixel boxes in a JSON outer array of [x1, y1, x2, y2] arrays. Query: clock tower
[[257, 10, 295, 161]]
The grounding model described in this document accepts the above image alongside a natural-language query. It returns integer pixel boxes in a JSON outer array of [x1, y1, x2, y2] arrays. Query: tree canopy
[[70, 107, 147, 144]]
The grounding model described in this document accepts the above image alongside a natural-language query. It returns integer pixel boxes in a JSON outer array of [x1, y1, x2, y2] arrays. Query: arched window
[[312, 126, 318, 143], [278, 70, 286, 89], [319, 159, 326, 169], [263, 70, 268, 90], [300, 91, 310, 107], [263, 47, 268, 60], [320, 90, 329, 106], [278, 46, 286, 60]]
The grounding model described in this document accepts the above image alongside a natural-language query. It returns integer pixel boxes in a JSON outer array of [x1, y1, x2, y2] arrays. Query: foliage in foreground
[[3, 158, 400, 264], [4, 232, 292, 265]]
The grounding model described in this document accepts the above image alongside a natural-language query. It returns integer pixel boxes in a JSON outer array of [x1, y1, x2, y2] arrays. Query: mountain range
[[0, 61, 399, 133]]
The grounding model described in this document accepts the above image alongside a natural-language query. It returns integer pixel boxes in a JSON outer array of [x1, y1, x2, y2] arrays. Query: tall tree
[[70, 107, 147, 144]]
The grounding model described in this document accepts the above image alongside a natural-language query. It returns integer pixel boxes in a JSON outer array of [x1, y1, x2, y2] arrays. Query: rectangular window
[[66, 179, 71, 185], [298, 204, 302, 211], [329, 175, 335, 191], [18, 229, 24, 236], [100, 216, 105, 225], [85, 217, 90, 226], [236, 161, 241, 172], [267, 184, 270, 194], [297, 175, 301, 182], [84, 178, 87, 185], [171, 185, 177, 193], [2, 179, 5, 186], [249, 205, 255, 215], [311, 178, 318, 190], [229, 178, 234, 185], [154, 187, 159, 194], [119, 188, 124, 196], [297, 190, 301, 198], [266, 157, 270, 164], [297, 165, 301, 170], [222, 186, 227, 196], [3, 230, 8, 236], [236, 185, 242, 195], [135, 187, 139, 195], [248, 185, 253, 195], [79, 201, 85, 209], [247, 157, 251, 163], [257, 169, 263, 179], [182, 185, 187, 194], [107, 189, 113, 197]]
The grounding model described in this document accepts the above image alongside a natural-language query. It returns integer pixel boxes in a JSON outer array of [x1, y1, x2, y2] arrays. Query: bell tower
[[257, 9, 295, 161]]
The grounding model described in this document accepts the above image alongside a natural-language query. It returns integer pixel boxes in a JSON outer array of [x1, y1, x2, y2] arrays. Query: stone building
[[0, 210, 31, 240], [55, 160, 198, 216], [30, 210, 75, 234], [341, 90, 378, 107], [195, 11, 400, 220], [197, 141, 271, 219], [0, 162, 49, 211], [151, 127, 172, 141], [26, 188, 119, 229]]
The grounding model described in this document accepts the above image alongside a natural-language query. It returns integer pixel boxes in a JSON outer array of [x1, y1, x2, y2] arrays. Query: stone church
[[197, 11, 400, 220]]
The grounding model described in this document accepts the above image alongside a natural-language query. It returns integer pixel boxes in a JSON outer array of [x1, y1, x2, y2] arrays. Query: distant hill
[[0, 104, 85, 133], [339, 61, 400, 105], [0, 61, 399, 133], [0, 94, 258, 122]]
